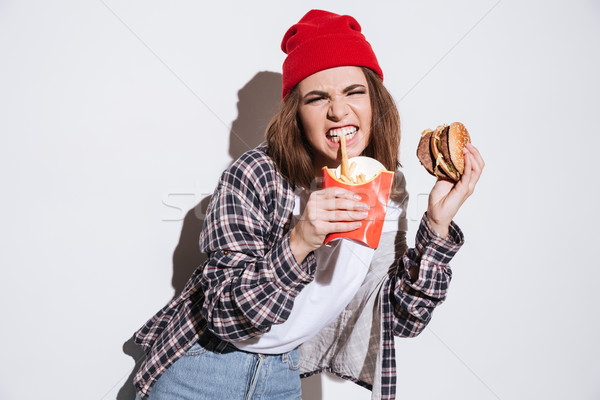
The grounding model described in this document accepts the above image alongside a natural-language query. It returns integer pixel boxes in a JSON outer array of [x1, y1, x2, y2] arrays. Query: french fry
[[348, 161, 357, 178], [330, 149, 376, 185], [340, 175, 352, 184], [340, 134, 350, 180]]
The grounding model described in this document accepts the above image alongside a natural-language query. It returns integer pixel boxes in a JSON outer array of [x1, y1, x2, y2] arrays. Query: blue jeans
[[140, 336, 302, 400]]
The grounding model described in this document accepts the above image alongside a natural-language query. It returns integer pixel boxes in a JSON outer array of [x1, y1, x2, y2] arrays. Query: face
[[297, 66, 372, 174]]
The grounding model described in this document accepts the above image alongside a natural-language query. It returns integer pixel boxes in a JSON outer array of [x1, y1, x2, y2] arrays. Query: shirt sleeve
[[199, 159, 317, 342], [390, 212, 464, 337]]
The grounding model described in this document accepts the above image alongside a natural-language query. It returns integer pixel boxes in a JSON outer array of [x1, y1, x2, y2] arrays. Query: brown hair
[[266, 67, 400, 188]]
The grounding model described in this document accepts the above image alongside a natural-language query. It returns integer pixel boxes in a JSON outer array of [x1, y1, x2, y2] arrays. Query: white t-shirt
[[233, 190, 403, 354]]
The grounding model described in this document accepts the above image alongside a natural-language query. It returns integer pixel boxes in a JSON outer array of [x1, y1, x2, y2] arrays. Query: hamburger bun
[[417, 122, 471, 182]]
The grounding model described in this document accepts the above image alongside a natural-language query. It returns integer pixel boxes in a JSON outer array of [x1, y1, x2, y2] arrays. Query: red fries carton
[[321, 156, 394, 249]]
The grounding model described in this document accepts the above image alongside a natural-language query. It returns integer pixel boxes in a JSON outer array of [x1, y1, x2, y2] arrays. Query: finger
[[314, 209, 369, 222], [328, 221, 363, 234], [465, 145, 484, 181], [329, 209, 369, 222], [320, 187, 361, 200], [466, 143, 485, 170], [458, 147, 474, 188], [304, 208, 368, 223], [320, 197, 370, 211], [464, 152, 478, 192], [464, 151, 482, 193]]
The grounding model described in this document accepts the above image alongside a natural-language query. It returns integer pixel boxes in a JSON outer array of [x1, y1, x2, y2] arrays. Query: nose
[[327, 97, 349, 121]]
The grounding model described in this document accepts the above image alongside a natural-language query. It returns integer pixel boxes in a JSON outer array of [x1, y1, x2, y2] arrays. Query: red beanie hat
[[280, 9, 384, 99]]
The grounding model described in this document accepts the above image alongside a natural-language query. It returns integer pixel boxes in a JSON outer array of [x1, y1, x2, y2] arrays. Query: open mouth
[[326, 126, 358, 143]]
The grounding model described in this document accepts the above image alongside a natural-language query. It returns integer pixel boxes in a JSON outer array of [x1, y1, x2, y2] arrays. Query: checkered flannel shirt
[[132, 145, 464, 399]]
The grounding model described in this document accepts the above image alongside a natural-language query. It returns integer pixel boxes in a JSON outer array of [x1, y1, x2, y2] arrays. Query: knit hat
[[280, 9, 384, 99]]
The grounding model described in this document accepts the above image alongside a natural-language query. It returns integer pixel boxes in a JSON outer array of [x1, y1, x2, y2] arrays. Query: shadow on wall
[[229, 70, 283, 161], [117, 71, 322, 400]]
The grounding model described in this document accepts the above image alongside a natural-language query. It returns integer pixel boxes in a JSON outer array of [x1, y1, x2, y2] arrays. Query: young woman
[[133, 9, 484, 400]]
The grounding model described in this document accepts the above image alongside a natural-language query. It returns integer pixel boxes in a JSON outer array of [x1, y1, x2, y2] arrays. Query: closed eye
[[305, 95, 326, 104]]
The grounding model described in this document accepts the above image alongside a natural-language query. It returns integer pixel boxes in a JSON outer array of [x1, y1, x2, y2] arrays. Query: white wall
[[1, 1, 599, 399]]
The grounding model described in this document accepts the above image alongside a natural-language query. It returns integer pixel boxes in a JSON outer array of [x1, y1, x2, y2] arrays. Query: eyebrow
[[302, 84, 367, 100]]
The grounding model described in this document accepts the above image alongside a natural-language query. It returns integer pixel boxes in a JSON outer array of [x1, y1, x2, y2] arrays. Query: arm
[[199, 157, 317, 342], [389, 212, 464, 337], [390, 143, 483, 336], [200, 153, 370, 342]]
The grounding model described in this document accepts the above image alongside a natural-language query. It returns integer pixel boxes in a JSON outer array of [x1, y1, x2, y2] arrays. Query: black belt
[[197, 330, 237, 354]]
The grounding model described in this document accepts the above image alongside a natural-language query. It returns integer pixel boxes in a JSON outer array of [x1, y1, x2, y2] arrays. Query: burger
[[417, 122, 471, 182]]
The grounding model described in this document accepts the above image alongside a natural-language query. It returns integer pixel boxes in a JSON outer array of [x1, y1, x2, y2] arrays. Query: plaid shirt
[[133, 145, 463, 399]]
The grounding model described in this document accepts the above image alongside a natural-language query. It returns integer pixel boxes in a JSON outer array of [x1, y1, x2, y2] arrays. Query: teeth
[[328, 126, 358, 142]]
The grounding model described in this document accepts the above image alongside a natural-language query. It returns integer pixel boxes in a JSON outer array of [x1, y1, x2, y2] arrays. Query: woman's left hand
[[427, 143, 485, 238]]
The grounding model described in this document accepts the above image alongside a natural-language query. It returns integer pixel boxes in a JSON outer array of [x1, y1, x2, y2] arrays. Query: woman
[[133, 9, 484, 400]]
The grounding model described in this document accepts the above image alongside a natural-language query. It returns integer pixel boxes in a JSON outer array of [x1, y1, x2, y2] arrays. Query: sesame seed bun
[[447, 122, 471, 175]]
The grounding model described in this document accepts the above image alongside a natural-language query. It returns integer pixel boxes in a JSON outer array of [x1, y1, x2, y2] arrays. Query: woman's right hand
[[289, 187, 370, 263]]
